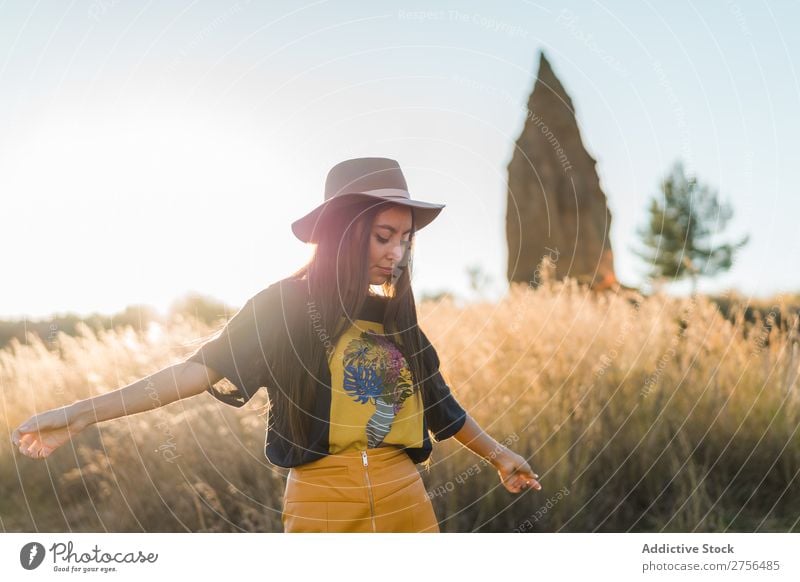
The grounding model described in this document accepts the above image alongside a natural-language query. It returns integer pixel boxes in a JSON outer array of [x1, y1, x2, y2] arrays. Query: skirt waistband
[[292, 445, 408, 472]]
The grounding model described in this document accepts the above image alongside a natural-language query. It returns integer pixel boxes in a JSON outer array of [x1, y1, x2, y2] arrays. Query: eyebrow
[[375, 224, 412, 235]]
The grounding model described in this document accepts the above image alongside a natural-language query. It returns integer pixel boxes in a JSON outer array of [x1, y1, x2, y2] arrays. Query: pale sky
[[2, 0, 798, 319]]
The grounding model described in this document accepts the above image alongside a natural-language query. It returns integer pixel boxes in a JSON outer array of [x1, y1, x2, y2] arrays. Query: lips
[[377, 266, 393, 275]]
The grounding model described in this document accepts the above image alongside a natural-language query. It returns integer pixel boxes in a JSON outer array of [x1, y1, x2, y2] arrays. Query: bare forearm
[[70, 362, 203, 427], [453, 414, 509, 467]]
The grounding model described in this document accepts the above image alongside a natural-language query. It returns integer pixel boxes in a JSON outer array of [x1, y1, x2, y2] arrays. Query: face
[[367, 205, 413, 286]]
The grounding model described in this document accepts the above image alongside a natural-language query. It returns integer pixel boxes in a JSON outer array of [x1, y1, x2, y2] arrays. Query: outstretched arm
[[71, 361, 220, 425], [453, 414, 542, 494], [11, 361, 220, 459]]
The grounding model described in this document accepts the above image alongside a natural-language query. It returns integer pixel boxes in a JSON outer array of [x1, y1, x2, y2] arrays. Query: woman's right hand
[[11, 405, 90, 459]]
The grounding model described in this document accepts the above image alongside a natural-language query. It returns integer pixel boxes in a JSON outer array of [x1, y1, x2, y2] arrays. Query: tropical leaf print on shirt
[[342, 330, 416, 447]]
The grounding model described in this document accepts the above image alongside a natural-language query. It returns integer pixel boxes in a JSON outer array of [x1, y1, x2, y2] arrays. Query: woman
[[11, 157, 541, 533]]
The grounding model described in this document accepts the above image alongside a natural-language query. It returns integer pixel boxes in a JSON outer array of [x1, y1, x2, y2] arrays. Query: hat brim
[[291, 192, 444, 243]]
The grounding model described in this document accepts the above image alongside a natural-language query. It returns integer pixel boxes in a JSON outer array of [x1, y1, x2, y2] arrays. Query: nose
[[387, 241, 405, 263]]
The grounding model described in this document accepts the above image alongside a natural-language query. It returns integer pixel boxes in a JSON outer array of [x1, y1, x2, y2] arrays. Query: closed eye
[[376, 235, 389, 244]]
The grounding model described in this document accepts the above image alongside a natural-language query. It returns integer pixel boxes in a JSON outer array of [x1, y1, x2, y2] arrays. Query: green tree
[[633, 161, 749, 294]]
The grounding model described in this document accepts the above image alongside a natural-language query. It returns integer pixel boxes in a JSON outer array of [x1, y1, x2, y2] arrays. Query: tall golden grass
[[2, 279, 798, 532]]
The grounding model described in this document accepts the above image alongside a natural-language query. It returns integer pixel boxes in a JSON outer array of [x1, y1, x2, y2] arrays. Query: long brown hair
[[273, 200, 429, 465]]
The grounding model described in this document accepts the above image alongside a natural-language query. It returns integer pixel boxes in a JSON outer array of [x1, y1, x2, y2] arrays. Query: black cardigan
[[184, 277, 468, 468]]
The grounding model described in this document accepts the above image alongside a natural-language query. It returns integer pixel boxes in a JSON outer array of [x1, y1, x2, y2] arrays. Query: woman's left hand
[[493, 448, 541, 494]]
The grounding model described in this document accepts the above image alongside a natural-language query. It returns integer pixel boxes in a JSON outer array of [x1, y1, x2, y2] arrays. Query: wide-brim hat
[[291, 157, 445, 243]]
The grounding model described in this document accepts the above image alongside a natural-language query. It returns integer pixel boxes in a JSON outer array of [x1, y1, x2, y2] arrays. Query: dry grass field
[[2, 279, 798, 532]]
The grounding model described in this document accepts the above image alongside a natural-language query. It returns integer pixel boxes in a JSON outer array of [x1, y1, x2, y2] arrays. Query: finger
[[511, 465, 532, 480], [513, 480, 530, 493], [503, 468, 539, 492], [508, 475, 528, 492], [24, 439, 43, 458], [514, 474, 541, 492], [20, 440, 35, 457], [19, 433, 36, 447], [514, 475, 528, 487], [18, 436, 34, 455]]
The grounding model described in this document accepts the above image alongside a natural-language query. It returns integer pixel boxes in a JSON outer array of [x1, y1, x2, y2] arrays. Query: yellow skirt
[[282, 445, 440, 533]]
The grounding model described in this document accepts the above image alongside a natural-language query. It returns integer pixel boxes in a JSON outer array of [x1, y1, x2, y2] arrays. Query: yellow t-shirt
[[327, 317, 425, 453]]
